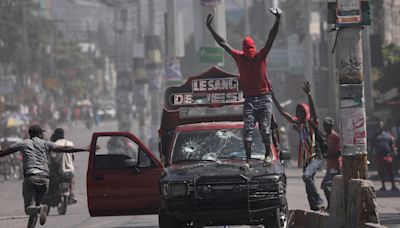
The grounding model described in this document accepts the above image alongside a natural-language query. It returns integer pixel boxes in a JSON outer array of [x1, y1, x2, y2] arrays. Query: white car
[[97, 106, 116, 119]]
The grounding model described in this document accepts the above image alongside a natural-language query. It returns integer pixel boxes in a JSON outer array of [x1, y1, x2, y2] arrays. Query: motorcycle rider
[[0, 125, 89, 228], [50, 128, 77, 204]]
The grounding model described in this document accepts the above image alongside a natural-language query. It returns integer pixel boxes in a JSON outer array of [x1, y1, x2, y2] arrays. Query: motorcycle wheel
[[46, 205, 51, 215], [57, 195, 68, 215]]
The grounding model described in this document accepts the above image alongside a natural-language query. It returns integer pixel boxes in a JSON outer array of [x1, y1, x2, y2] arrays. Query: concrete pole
[[166, 0, 176, 58], [101, 0, 133, 132], [243, 0, 250, 36], [328, 30, 339, 122], [193, 0, 226, 51], [148, 0, 156, 36], [303, 0, 315, 97], [336, 26, 368, 204], [362, 27, 374, 116]]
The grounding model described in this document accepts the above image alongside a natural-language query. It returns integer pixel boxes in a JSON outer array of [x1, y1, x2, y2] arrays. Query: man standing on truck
[[0, 125, 89, 228], [272, 82, 324, 211], [206, 8, 282, 168]]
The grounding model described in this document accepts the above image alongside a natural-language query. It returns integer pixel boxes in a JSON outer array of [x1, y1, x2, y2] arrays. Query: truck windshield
[[171, 128, 265, 163]]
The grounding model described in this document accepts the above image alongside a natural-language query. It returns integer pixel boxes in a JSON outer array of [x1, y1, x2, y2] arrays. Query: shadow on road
[[376, 190, 400, 198], [380, 213, 400, 226], [110, 227, 159, 228]]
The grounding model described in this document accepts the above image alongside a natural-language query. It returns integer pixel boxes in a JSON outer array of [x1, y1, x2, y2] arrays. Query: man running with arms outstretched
[[206, 8, 282, 168], [0, 125, 90, 228]]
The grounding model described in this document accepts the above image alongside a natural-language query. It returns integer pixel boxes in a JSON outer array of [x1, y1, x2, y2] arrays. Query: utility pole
[[336, 26, 368, 188], [193, 0, 226, 51], [362, 27, 374, 116], [100, 0, 134, 132], [243, 0, 250, 36], [333, 1, 372, 221], [303, 0, 315, 97], [21, 1, 29, 87], [145, 0, 163, 146]]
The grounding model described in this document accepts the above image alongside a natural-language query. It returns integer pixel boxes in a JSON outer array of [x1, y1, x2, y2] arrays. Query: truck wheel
[[263, 204, 288, 228], [159, 211, 182, 228], [46, 205, 51, 215]]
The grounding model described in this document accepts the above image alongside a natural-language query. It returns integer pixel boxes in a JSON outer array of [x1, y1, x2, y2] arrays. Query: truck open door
[[87, 132, 163, 216]]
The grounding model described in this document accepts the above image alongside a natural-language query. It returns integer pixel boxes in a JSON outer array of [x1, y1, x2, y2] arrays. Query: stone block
[[328, 175, 345, 228], [346, 179, 380, 227]]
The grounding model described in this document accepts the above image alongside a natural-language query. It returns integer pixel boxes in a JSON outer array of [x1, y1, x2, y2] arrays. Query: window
[[94, 136, 139, 169], [138, 147, 154, 168]]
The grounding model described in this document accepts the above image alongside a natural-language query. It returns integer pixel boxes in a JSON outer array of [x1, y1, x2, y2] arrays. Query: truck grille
[[165, 175, 285, 215]]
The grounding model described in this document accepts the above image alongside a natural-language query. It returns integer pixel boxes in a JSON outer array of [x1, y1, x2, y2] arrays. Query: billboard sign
[[164, 67, 243, 111], [199, 47, 224, 64], [336, 0, 362, 27]]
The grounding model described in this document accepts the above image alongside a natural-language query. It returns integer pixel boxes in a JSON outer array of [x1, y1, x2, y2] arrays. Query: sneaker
[[68, 195, 77, 205], [378, 186, 387, 192], [39, 205, 48, 225], [263, 156, 273, 166], [240, 163, 251, 171], [311, 206, 321, 211], [27, 215, 38, 228], [391, 186, 400, 192]]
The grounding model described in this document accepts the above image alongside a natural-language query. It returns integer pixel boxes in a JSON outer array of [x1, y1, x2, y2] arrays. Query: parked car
[[97, 105, 116, 120], [86, 67, 289, 228]]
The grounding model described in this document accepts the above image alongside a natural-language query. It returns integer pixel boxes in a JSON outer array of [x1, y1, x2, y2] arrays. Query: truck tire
[[263, 203, 288, 228]]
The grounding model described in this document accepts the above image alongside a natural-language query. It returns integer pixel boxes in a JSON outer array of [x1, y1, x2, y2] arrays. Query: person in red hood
[[206, 8, 282, 168], [273, 82, 324, 211]]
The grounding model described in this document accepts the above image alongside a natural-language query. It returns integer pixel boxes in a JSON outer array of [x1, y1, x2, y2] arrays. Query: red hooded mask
[[242, 36, 256, 59], [296, 102, 311, 122]]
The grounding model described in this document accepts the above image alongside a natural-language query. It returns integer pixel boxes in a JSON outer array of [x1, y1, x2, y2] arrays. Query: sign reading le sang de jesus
[[164, 67, 244, 110]]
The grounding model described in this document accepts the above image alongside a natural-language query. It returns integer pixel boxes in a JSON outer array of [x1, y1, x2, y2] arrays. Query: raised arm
[[302, 81, 317, 120], [272, 93, 296, 123], [206, 13, 233, 55], [263, 8, 282, 55]]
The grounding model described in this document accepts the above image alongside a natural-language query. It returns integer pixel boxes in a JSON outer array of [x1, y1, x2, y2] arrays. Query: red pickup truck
[[86, 67, 289, 228]]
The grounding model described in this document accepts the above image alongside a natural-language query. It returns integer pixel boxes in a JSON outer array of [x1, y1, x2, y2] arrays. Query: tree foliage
[[0, 0, 99, 100], [374, 44, 400, 91]]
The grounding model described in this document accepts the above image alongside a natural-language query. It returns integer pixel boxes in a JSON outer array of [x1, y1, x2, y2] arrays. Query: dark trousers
[[23, 175, 49, 216]]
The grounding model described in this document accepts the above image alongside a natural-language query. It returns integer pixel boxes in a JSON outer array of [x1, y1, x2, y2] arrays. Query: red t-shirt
[[326, 130, 342, 170], [230, 47, 271, 97]]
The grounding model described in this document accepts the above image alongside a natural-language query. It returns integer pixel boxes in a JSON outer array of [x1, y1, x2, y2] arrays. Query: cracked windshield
[[172, 128, 264, 162]]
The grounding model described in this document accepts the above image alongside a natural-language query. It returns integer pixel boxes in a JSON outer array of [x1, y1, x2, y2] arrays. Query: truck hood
[[161, 160, 285, 182]]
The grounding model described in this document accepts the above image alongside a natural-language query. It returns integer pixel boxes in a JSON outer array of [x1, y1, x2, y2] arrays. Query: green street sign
[[199, 47, 224, 64]]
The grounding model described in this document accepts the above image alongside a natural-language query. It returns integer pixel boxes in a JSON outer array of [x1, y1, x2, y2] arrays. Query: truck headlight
[[162, 183, 188, 197]]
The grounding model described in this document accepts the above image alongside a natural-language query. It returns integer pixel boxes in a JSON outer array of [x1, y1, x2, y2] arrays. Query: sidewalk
[[285, 166, 400, 227]]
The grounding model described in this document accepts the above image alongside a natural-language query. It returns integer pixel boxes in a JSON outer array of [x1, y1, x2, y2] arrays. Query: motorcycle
[[43, 172, 73, 215]]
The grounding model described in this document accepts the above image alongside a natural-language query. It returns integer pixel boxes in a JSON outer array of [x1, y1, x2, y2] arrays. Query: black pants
[[23, 175, 49, 216]]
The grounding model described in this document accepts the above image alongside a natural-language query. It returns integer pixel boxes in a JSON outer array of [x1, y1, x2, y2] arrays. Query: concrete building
[[372, 0, 400, 46]]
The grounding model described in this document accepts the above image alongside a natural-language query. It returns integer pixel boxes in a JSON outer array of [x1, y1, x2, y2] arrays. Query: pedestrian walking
[[0, 125, 89, 228], [372, 121, 399, 192], [206, 8, 282, 168], [320, 117, 341, 210], [272, 81, 324, 211]]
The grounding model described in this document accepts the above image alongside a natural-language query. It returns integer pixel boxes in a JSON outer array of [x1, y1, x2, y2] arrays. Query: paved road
[[0, 121, 399, 228]]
